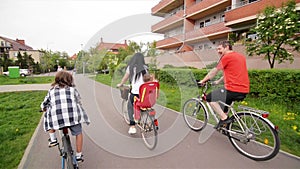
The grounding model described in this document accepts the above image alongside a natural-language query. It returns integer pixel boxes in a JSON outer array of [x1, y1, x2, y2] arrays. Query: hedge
[[156, 69, 300, 103]]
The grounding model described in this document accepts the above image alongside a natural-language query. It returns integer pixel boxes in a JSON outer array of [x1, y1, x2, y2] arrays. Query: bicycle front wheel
[[182, 98, 208, 131], [141, 113, 157, 150], [122, 99, 130, 125], [228, 112, 280, 161], [62, 135, 76, 169]]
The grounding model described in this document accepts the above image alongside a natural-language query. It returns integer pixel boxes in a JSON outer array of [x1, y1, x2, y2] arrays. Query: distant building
[[70, 53, 77, 60], [151, 0, 300, 69], [96, 38, 128, 54], [0, 35, 42, 63]]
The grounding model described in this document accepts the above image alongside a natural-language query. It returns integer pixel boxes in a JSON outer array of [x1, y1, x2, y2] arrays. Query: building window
[[205, 19, 211, 27], [198, 45, 203, 50], [200, 22, 204, 28], [221, 14, 225, 21]]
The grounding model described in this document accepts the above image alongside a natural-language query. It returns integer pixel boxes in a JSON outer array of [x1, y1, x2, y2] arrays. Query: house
[[150, 0, 300, 69], [0, 35, 42, 64], [70, 53, 77, 60], [96, 38, 128, 54]]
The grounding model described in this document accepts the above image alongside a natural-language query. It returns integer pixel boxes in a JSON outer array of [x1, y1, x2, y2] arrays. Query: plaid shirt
[[41, 85, 90, 131]]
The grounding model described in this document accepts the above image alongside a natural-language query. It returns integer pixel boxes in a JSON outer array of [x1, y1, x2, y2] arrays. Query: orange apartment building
[[151, 0, 300, 69]]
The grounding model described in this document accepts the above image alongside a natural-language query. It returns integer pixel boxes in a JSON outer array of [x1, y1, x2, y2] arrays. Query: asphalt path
[[15, 74, 300, 169]]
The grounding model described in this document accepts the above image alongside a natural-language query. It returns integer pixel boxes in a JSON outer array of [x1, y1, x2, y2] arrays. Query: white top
[[126, 66, 145, 95]]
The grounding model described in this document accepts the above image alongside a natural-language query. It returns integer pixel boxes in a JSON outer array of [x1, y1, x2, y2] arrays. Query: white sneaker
[[128, 126, 137, 134]]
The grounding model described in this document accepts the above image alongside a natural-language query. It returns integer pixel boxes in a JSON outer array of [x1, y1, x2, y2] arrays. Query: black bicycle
[[57, 127, 79, 169]]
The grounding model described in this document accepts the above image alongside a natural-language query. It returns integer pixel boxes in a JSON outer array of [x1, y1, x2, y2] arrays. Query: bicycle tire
[[182, 98, 208, 131], [62, 135, 76, 169], [122, 99, 130, 125], [227, 112, 280, 161], [141, 113, 157, 150]]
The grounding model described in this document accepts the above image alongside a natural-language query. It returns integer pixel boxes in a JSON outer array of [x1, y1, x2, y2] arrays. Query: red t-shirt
[[216, 52, 250, 93]]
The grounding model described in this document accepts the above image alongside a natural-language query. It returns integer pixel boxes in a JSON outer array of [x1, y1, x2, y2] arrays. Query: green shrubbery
[[156, 68, 300, 103], [249, 69, 300, 103]]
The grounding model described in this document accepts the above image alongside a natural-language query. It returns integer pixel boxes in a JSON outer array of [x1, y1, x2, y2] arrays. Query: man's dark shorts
[[206, 88, 247, 112]]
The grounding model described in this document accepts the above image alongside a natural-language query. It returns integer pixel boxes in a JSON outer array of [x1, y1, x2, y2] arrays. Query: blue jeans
[[128, 93, 139, 126]]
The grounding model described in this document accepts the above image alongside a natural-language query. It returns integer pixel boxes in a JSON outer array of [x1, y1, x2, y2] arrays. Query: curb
[[18, 115, 44, 169]]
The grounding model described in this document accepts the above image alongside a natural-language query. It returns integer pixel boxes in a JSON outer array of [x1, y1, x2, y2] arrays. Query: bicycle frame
[[183, 79, 280, 161], [197, 82, 277, 133], [57, 128, 78, 169]]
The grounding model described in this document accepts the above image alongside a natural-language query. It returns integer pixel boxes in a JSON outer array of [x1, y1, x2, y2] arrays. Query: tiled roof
[[96, 38, 128, 53], [70, 53, 77, 60], [97, 42, 128, 50], [0, 35, 33, 51]]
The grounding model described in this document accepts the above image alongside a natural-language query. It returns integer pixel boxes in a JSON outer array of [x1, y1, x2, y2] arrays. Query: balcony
[[152, 0, 184, 17], [156, 34, 184, 49], [186, 0, 230, 20], [156, 22, 230, 49], [225, 0, 300, 27], [185, 22, 230, 43], [152, 10, 184, 33]]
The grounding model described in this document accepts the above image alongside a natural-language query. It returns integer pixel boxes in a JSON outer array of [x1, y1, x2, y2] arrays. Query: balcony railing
[[151, 10, 184, 33], [185, 22, 230, 42], [225, 0, 300, 25], [156, 34, 183, 49], [186, 0, 230, 19], [152, 0, 184, 16], [156, 22, 230, 49]]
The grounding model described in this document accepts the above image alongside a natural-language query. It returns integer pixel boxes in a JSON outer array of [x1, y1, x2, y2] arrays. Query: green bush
[[157, 69, 300, 103], [249, 69, 300, 103]]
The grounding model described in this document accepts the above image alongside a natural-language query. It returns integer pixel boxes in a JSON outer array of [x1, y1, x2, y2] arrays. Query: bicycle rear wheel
[[122, 99, 130, 125], [141, 113, 157, 150], [182, 98, 208, 131], [62, 135, 77, 169], [227, 112, 280, 161]]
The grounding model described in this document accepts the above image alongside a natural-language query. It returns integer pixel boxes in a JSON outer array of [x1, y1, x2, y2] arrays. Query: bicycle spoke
[[183, 98, 208, 131], [228, 112, 280, 161], [141, 113, 157, 150], [122, 100, 130, 125]]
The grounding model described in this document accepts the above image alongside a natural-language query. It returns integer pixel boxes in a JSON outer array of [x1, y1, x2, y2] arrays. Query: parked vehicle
[[3, 69, 30, 77]]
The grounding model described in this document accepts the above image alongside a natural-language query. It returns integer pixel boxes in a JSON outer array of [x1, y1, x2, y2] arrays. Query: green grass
[[95, 74, 300, 157], [0, 91, 46, 169], [0, 76, 54, 85]]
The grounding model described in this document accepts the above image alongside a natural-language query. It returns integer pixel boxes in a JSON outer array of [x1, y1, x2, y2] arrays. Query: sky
[[0, 0, 163, 56]]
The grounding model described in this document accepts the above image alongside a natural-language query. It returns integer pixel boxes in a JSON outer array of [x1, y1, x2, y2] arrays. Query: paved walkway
[[2, 75, 300, 169], [0, 83, 51, 93]]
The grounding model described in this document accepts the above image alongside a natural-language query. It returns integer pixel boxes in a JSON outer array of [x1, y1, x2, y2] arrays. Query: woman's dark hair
[[52, 71, 75, 88], [128, 52, 147, 82]]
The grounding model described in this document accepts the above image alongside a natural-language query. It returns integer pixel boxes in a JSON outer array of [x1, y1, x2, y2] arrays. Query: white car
[[3, 69, 30, 77]]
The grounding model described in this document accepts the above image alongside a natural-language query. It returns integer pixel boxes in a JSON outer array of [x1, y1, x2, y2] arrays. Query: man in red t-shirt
[[199, 40, 250, 129]]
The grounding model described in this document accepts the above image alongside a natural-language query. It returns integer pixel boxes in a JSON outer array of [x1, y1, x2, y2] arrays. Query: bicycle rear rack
[[238, 105, 269, 118]]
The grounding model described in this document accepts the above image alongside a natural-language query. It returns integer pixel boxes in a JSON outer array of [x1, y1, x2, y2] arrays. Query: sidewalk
[[0, 83, 51, 93]]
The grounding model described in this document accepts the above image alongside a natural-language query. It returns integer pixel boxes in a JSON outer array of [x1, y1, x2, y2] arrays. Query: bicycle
[[40, 109, 80, 169], [182, 79, 280, 161], [118, 82, 159, 150], [57, 127, 79, 169], [119, 84, 131, 125]]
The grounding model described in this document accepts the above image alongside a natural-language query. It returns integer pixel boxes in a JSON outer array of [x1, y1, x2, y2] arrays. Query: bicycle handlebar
[[117, 84, 131, 90]]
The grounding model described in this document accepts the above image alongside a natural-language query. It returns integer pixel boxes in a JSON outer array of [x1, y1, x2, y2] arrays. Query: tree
[[246, 0, 300, 69], [15, 52, 35, 69], [0, 52, 13, 71]]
